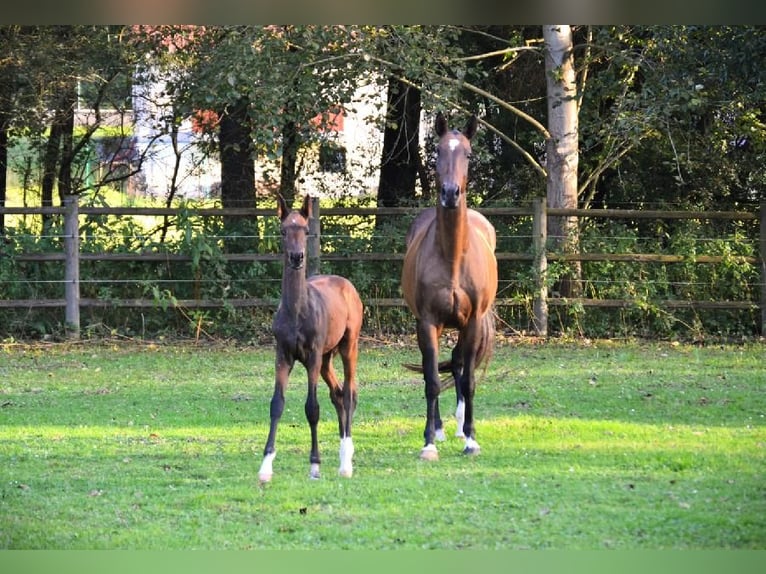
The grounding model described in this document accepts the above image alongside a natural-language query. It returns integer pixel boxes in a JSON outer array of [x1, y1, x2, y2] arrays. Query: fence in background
[[1, 199, 764, 339]]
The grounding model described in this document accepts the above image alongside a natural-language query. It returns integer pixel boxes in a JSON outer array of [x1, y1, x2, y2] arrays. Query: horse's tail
[[402, 360, 453, 374], [402, 309, 496, 391], [476, 308, 496, 371]]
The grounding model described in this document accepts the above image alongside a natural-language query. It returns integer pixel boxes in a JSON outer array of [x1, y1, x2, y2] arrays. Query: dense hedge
[[0, 202, 760, 341]]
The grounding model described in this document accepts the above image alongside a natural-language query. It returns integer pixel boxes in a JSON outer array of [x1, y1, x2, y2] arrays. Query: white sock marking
[[258, 452, 276, 482], [455, 399, 465, 438], [339, 436, 354, 477]]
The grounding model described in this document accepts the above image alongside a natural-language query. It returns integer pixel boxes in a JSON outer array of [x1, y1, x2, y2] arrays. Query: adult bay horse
[[401, 113, 498, 461], [258, 194, 364, 482]]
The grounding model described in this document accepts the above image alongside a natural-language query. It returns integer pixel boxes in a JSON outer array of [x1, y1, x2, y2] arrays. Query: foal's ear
[[463, 115, 479, 140], [435, 112, 448, 137], [301, 195, 313, 219], [277, 194, 290, 221]]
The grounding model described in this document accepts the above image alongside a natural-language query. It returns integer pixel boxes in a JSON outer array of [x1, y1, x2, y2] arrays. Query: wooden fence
[[1, 198, 764, 339]]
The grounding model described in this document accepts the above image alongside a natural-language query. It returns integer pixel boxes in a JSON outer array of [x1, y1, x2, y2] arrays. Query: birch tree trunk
[[543, 24, 581, 298]]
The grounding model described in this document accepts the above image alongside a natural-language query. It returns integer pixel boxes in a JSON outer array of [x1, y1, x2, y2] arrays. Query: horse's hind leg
[[322, 350, 355, 478], [451, 339, 466, 439], [339, 336, 359, 477]]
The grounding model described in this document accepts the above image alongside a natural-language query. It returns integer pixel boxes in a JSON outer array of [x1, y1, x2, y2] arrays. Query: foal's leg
[[305, 356, 323, 479], [258, 356, 292, 482], [321, 352, 353, 477], [417, 320, 442, 461], [338, 335, 359, 477]]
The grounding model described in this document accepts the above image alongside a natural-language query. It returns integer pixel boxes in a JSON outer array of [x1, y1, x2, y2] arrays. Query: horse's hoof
[[309, 463, 321, 480], [462, 437, 481, 456], [339, 468, 353, 478], [258, 473, 273, 484], [420, 444, 439, 461]]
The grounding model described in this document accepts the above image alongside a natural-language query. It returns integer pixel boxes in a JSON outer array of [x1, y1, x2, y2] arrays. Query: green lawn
[[0, 338, 764, 549]]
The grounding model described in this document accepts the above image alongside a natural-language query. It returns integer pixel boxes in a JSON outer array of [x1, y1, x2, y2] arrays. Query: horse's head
[[277, 194, 312, 270], [434, 113, 478, 210]]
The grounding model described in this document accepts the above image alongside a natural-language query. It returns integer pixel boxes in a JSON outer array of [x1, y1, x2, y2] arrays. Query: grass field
[[0, 337, 764, 550]]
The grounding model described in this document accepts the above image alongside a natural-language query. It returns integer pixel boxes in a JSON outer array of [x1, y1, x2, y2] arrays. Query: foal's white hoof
[[339, 467, 353, 478], [420, 444, 439, 461], [309, 463, 321, 480], [258, 453, 276, 483]]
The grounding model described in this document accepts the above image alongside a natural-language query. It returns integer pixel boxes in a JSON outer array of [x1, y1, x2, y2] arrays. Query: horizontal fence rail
[[1, 199, 764, 339]]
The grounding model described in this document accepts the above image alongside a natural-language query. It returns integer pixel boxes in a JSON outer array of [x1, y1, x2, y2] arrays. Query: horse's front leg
[[259, 355, 292, 483], [457, 322, 481, 455], [417, 320, 441, 461], [305, 356, 323, 479]]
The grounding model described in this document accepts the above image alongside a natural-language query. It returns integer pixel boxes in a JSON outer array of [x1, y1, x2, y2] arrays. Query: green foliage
[[564, 218, 761, 339], [2, 25, 765, 341]]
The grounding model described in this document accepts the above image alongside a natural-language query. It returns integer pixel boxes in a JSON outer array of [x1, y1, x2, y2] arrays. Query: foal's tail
[[403, 310, 496, 391]]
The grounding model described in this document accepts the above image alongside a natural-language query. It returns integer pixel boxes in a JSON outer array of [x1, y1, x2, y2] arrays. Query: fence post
[[760, 201, 765, 336], [532, 197, 548, 337], [308, 196, 321, 277], [63, 194, 80, 340]]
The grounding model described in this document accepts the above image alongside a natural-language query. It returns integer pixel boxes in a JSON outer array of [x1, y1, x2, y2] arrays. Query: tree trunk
[[41, 109, 64, 233], [0, 27, 17, 234], [543, 24, 581, 298], [0, 117, 7, 235], [219, 96, 256, 253], [376, 77, 422, 228], [278, 101, 299, 207], [56, 84, 77, 202]]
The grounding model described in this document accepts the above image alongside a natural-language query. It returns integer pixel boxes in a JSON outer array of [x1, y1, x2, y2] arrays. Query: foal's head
[[434, 113, 478, 210], [277, 194, 312, 270]]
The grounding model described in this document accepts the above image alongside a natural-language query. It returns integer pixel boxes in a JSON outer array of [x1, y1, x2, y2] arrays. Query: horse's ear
[[277, 194, 290, 221], [301, 195, 312, 219], [435, 112, 448, 137], [463, 115, 479, 140]]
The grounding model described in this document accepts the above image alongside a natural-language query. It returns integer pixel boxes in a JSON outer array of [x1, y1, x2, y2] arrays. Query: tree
[[377, 77, 423, 209], [543, 24, 581, 297], [218, 95, 256, 249], [0, 26, 139, 230], [0, 25, 23, 234]]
